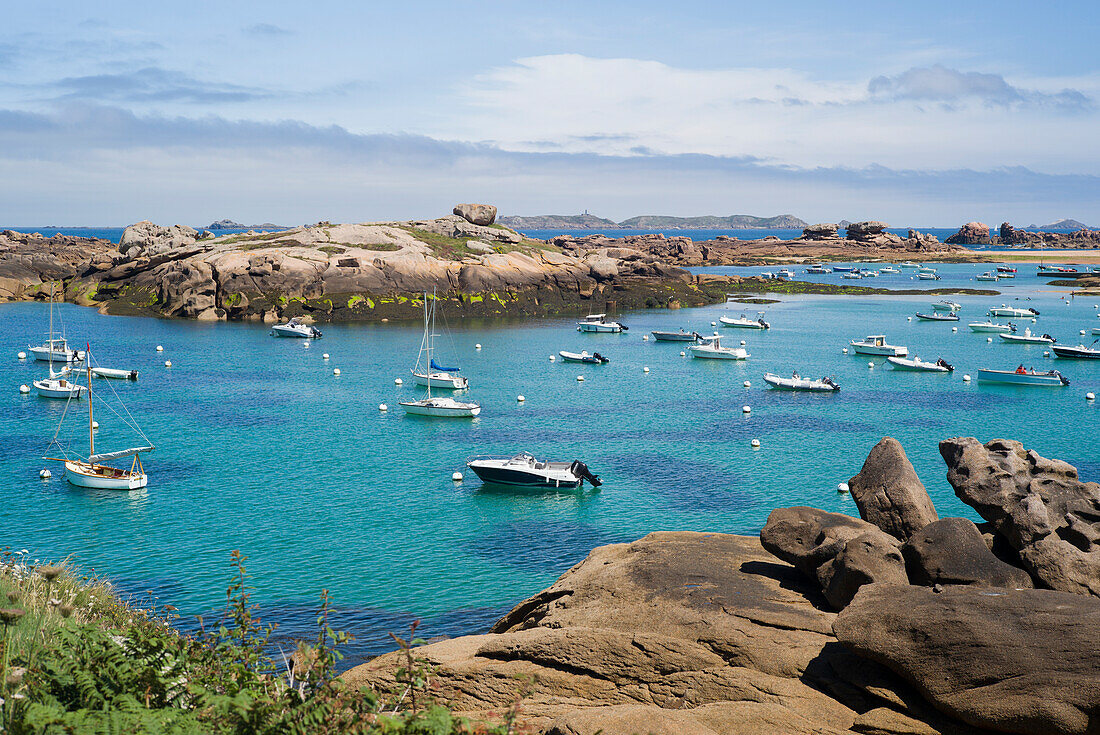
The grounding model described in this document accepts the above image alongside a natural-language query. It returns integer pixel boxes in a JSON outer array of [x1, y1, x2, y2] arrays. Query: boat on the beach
[[466, 452, 601, 489], [999, 329, 1054, 345], [558, 350, 609, 364], [805, 264, 831, 274], [719, 313, 770, 329], [688, 335, 749, 360], [91, 367, 139, 381], [762, 373, 840, 392], [968, 321, 1016, 333], [577, 313, 626, 333], [401, 293, 480, 417], [915, 312, 958, 322], [977, 368, 1069, 386], [933, 300, 962, 311], [651, 329, 699, 342], [975, 271, 999, 282], [850, 335, 908, 357], [887, 356, 953, 372], [1052, 344, 1100, 359], [988, 305, 1040, 318], [270, 318, 322, 338]]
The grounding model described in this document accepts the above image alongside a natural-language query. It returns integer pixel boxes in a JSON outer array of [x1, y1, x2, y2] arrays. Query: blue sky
[[2, 0, 1098, 225]]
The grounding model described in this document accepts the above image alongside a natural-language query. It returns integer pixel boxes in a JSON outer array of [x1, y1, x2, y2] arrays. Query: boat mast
[[47, 282, 54, 375], [424, 290, 432, 401], [86, 346, 94, 459]]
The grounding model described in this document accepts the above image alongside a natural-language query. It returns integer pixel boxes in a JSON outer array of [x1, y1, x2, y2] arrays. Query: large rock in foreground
[[940, 438, 1100, 596], [902, 518, 1034, 589], [835, 583, 1100, 735], [848, 437, 938, 541], [118, 220, 199, 257]]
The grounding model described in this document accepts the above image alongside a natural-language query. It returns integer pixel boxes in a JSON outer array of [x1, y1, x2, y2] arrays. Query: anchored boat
[[887, 356, 953, 372], [91, 367, 139, 381], [805, 264, 831, 274], [975, 271, 999, 282], [762, 373, 840, 392], [917, 269, 941, 281], [577, 313, 626, 333], [999, 329, 1054, 345], [1052, 344, 1100, 359], [850, 335, 908, 357], [988, 305, 1040, 318], [33, 286, 86, 400], [688, 335, 749, 360], [977, 368, 1069, 386], [271, 318, 323, 338], [915, 312, 958, 322], [968, 321, 1016, 333], [651, 329, 699, 342], [932, 300, 962, 311], [719, 313, 770, 329], [558, 350, 609, 364], [400, 292, 480, 417], [466, 452, 601, 489]]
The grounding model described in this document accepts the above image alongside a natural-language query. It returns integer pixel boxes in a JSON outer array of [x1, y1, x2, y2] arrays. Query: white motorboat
[[887, 356, 953, 372], [688, 335, 749, 360], [968, 321, 1016, 333], [915, 312, 958, 322], [977, 368, 1069, 386], [879, 266, 900, 273], [401, 291, 480, 417], [1052, 344, 1100, 359], [841, 272, 864, 280], [777, 269, 796, 279], [850, 335, 908, 357], [900, 262, 922, 269], [918, 270, 941, 281], [466, 452, 601, 489], [719, 314, 770, 329], [999, 329, 1054, 345], [932, 300, 961, 311], [270, 318, 323, 338], [805, 265, 831, 274], [651, 329, 699, 342], [91, 367, 140, 380], [975, 271, 999, 282], [45, 347, 153, 489], [558, 350, 609, 364], [762, 373, 840, 392], [576, 313, 626, 333], [988, 305, 1040, 318]]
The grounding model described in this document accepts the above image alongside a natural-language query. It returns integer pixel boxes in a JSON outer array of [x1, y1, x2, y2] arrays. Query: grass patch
[[399, 227, 480, 259], [319, 245, 346, 255]]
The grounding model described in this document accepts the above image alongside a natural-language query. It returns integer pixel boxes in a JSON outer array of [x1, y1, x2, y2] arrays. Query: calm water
[[2, 262, 1099, 665]]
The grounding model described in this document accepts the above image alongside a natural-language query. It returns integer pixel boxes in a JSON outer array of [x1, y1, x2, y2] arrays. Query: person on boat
[[1015, 365, 1026, 374]]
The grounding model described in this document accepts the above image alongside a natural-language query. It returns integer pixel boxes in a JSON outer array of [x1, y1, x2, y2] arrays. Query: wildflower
[[38, 565, 63, 582], [49, 597, 61, 608], [0, 608, 26, 624]]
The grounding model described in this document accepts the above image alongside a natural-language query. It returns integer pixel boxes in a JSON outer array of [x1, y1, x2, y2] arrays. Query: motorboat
[[968, 321, 1016, 333], [988, 305, 1040, 318], [977, 368, 1069, 386], [34, 368, 87, 400], [270, 318, 323, 338], [915, 312, 958, 322], [466, 452, 601, 489], [91, 367, 139, 381], [688, 335, 749, 360], [831, 266, 855, 273], [558, 350, 609, 364], [401, 291, 481, 417], [777, 269, 796, 279], [887, 356, 953, 372], [999, 329, 1054, 345], [762, 373, 840, 392], [805, 265, 831, 274], [975, 271, 999, 282], [918, 269, 941, 281], [850, 335, 908, 357], [996, 266, 1017, 274], [933, 300, 962, 311], [719, 314, 770, 329], [899, 262, 922, 269], [577, 313, 626, 333], [1052, 344, 1100, 359], [879, 266, 900, 274], [760, 271, 778, 280], [651, 329, 699, 342], [861, 270, 880, 277], [841, 272, 864, 280], [1037, 265, 1081, 278]]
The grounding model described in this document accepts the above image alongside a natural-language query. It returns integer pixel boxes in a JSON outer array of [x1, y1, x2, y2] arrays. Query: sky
[[1, 0, 1098, 226]]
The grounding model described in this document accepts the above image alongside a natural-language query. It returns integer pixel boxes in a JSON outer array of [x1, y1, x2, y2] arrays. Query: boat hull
[[977, 369, 1068, 386], [1052, 346, 1100, 359], [34, 380, 86, 399], [988, 309, 1038, 318], [413, 372, 468, 389], [762, 374, 839, 391], [650, 331, 696, 341], [719, 317, 767, 329], [689, 346, 749, 360], [915, 313, 958, 322], [577, 323, 622, 333], [400, 400, 481, 417], [887, 357, 950, 372], [92, 367, 139, 380], [270, 326, 316, 338], [969, 324, 1014, 333], [467, 464, 581, 489], [851, 344, 908, 356], [999, 334, 1053, 344], [64, 461, 147, 490], [30, 348, 76, 362]]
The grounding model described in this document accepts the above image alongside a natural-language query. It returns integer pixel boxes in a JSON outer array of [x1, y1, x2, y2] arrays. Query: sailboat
[[45, 346, 153, 489], [28, 284, 81, 363], [33, 284, 87, 400], [400, 292, 481, 417], [411, 300, 469, 389]]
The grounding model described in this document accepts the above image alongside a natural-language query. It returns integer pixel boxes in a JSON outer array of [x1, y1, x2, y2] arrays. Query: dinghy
[[977, 368, 1069, 386], [850, 335, 908, 356], [918, 270, 941, 280], [719, 314, 770, 329], [466, 452, 601, 489], [401, 292, 480, 417], [915, 312, 958, 322], [91, 367, 139, 381], [558, 350, 609, 364], [887, 356, 953, 372], [688, 335, 749, 360], [271, 318, 322, 338], [968, 321, 1016, 333], [651, 329, 699, 342], [762, 373, 840, 392], [576, 313, 626, 333], [999, 329, 1054, 345], [1052, 344, 1100, 359], [988, 305, 1040, 318], [932, 300, 961, 311]]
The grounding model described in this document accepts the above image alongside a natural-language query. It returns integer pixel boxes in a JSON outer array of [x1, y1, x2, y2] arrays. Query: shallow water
[[2, 262, 1098, 665]]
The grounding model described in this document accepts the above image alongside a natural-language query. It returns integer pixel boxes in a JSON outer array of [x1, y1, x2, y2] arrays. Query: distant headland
[[498, 212, 809, 230], [205, 218, 287, 230]]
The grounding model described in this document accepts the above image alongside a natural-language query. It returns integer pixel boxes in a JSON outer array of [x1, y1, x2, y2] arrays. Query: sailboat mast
[[48, 282, 54, 373], [87, 349, 94, 458]]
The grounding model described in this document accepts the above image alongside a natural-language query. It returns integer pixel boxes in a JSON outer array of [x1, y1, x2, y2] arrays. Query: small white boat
[[558, 350, 609, 364], [760, 271, 778, 280], [918, 270, 941, 281], [1092, 327, 1100, 336], [466, 452, 601, 489], [763, 373, 840, 392], [975, 272, 999, 282], [34, 370, 87, 400], [270, 318, 322, 338], [841, 272, 864, 280], [689, 335, 749, 360], [999, 329, 1054, 345], [933, 300, 962, 311], [576, 314, 626, 333], [862, 270, 880, 277], [719, 314, 770, 329], [1052, 344, 1100, 359], [413, 371, 469, 390], [887, 356, 953, 372], [988, 305, 1040, 318], [900, 262, 922, 269], [915, 312, 958, 322], [777, 269, 796, 279], [850, 335, 908, 357], [400, 396, 481, 417], [651, 329, 699, 342], [29, 338, 79, 363], [879, 266, 900, 274], [91, 367, 139, 381], [977, 368, 1069, 386], [805, 265, 831, 274], [968, 321, 1016, 333]]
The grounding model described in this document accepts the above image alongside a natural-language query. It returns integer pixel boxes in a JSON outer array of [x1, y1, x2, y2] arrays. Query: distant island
[[1032, 218, 1091, 230], [205, 218, 287, 230], [498, 213, 809, 230]]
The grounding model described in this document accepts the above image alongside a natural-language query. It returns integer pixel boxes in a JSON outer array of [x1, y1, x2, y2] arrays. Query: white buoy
[[303, 340, 310, 347], [164, 360, 172, 367], [156, 345, 163, 352], [751, 439, 761, 448], [39, 469, 51, 479], [1081, 330, 1087, 335], [19, 384, 30, 394], [837, 482, 850, 494], [452, 472, 463, 482], [963, 374, 971, 382], [517, 394, 525, 402], [680, 351, 686, 357], [91, 421, 99, 429], [952, 327, 958, 332], [475, 343, 482, 350], [576, 375, 584, 381], [17, 351, 26, 360], [323, 353, 330, 360], [394, 378, 403, 385], [643, 335, 649, 341], [1043, 351, 1050, 357], [711, 321, 717, 327], [379, 403, 388, 411], [333, 368, 341, 376], [868, 361, 874, 368], [643, 366, 650, 373], [1087, 393, 1096, 401], [907, 316, 912, 321], [986, 337, 993, 342], [742, 405, 751, 413], [743, 380, 751, 388], [549, 355, 555, 362], [739, 340, 746, 346], [842, 348, 848, 354], [1094, 304, 1098, 309]]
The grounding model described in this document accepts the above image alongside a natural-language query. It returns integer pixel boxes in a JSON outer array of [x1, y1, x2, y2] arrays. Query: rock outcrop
[[845, 221, 889, 240], [939, 437, 1100, 596], [945, 222, 991, 245], [118, 221, 199, 257], [847, 437, 939, 541], [453, 203, 497, 226], [902, 518, 1034, 588], [835, 584, 1100, 735], [801, 223, 839, 239], [993, 222, 1100, 249]]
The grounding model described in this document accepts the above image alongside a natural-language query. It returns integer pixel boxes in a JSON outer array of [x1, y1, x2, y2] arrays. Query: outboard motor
[[311, 326, 324, 338], [570, 460, 602, 487], [619, 323, 629, 331], [936, 358, 954, 372], [1008, 322, 1017, 333], [1030, 308, 1040, 315]]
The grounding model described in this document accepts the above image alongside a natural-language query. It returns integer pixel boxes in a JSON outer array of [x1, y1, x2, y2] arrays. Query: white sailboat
[[410, 296, 469, 390], [45, 347, 152, 490], [400, 292, 481, 417], [33, 285, 87, 400]]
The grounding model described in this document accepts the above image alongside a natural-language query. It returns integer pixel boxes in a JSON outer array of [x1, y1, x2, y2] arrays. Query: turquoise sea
[[2, 262, 1099, 667]]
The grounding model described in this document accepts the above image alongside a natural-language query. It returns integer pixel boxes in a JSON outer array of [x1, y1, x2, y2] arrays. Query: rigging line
[[88, 349, 151, 443]]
